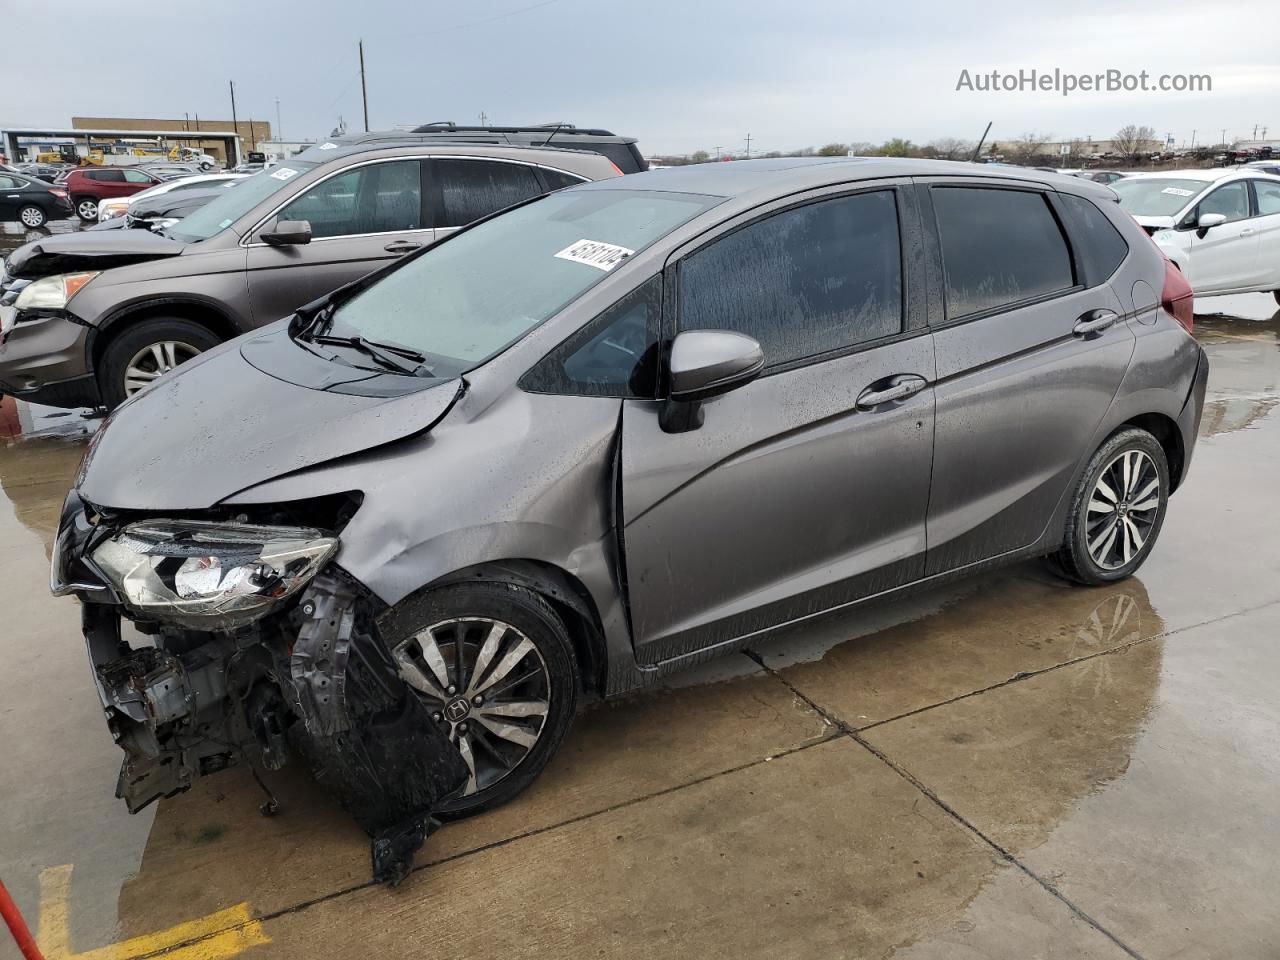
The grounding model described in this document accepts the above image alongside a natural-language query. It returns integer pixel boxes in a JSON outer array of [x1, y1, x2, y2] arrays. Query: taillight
[[1162, 256, 1194, 334], [50, 187, 67, 197], [608, 160, 624, 176]]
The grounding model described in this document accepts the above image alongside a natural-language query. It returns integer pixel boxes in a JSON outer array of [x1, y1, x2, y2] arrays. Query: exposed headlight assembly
[[92, 520, 338, 628], [13, 272, 99, 311]]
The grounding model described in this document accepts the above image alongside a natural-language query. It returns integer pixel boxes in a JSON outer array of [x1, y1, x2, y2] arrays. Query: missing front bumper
[[80, 570, 469, 884]]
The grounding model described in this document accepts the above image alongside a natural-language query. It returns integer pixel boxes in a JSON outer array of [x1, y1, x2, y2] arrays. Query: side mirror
[[261, 219, 312, 246], [661, 330, 764, 433], [1197, 212, 1227, 231]]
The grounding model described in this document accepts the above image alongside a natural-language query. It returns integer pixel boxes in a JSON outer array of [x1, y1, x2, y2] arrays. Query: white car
[[1113, 168, 1280, 302], [97, 173, 248, 222]]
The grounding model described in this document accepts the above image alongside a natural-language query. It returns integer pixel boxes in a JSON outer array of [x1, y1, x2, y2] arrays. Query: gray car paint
[[73, 157, 1208, 700]]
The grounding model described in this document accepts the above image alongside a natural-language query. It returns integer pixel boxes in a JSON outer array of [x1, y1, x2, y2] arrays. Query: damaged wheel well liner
[[91, 299, 242, 372]]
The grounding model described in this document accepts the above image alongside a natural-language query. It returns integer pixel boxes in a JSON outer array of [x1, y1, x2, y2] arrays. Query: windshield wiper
[[309, 335, 435, 377]]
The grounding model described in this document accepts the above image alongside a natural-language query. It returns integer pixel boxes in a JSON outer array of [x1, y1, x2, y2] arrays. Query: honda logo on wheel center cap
[[444, 697, 471, 722]]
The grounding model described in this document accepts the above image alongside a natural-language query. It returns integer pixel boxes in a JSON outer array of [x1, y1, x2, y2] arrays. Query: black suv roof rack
[[411, 122, 619, 137]]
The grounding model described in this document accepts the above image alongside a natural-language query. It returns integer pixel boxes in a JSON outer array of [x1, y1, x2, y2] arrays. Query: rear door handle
[[1073, 309, 1118, 337], [1240, 228, 1255, 236], [384, 240, 423, 254], [856, 374, 928, 410]]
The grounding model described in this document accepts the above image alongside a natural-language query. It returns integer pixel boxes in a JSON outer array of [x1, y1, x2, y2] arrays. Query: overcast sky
[[2, 0, 1275, 156]]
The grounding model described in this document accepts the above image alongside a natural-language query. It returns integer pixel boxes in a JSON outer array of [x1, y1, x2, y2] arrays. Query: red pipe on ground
[[0, 878, 45, 960]]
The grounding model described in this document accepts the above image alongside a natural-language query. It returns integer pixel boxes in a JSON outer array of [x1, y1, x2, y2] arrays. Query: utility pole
[[744, 133, 752, 158], [480, 111, 488, 126], [276, 98, 283, 142], [229, 81, 239, 163], [1191, 129, 1196, 148], [714, 146, 722, 160], [1221, 128, 1227, 145], [359, 40, 370, 132]]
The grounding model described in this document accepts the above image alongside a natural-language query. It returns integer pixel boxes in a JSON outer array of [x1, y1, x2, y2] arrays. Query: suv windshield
[[167, 163, 316, 242], [317, 188, 721, 377], [1111, 178, 1209, 217]]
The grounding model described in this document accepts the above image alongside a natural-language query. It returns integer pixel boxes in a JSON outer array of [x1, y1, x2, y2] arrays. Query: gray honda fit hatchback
[[52, 157, 1207, 882]]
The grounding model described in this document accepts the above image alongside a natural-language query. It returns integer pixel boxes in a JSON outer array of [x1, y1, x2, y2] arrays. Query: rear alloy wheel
[[1049, 428, 1170, 585], [385, 581, 579, 818], [75, 197, 98, 221], [18, 205, 46, 228], [98, 318, 223, 409]]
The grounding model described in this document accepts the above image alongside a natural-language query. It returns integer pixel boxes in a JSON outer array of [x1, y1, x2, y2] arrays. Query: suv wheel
[[74, 197, 98, 221], [98, 318, 222, 408], [18, 205, 46, 228], [381, 580, 580, 819], [1048, 428, 1170, 585]]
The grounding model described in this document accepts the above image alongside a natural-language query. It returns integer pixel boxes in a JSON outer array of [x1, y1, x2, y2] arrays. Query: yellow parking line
[[36, 864, 269, 960]]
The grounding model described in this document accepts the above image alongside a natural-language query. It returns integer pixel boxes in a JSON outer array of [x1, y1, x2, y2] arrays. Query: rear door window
[[122, 169, 154, 184], [90, 169, 127, 183], [677, 190, 903, 369], [931, 187, 1075, 319], [432, 159, 543, 227]]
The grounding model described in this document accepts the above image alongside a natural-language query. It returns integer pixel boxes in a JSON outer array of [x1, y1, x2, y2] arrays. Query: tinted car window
[[279, 159, 423, 239], [678, 190, 903, 369], [932, 187, 1074, 318], [0, 176, 19, 189], [122, 169, 154, 184], [434, 159, 543, 227], [1059, 194, 1129, 283], [1254, 179, 1280, 216], [88, 169, 127, 182], [520, 275, 661, 398], [541, 168, 587, 192]]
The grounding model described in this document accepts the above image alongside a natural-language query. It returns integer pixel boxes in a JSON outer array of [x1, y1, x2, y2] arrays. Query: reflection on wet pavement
[[0, 293, 1278, 958]]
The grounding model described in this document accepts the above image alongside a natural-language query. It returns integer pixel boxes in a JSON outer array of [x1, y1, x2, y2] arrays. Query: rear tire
[[17, 205, 46, 228], [74, 196, 98, 221], [1048, 428, 1170, 585], [380, 580, 580, 819], [97, 318, 221, 409]]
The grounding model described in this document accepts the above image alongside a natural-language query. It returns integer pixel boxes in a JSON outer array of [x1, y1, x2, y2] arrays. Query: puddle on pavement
[[0, 291, 1276, 955]]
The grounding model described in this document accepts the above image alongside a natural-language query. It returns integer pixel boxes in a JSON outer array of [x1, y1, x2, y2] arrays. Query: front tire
[[74, 196, 98, 221], [97, 318, 221, 409], [18, 205, 46, 228], [1049, 428, 1170, 585], [381, 580, 580, 819]]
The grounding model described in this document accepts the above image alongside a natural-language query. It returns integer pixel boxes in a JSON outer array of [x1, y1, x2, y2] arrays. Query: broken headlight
[[92, 520, 338, 628]]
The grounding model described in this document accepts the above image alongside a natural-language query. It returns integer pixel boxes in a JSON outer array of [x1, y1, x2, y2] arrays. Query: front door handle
[[856, 374, 928, 410], [1240, 228, 1255, 237], [1073, 309, 1118, 338], [384, 240, 423, 254]]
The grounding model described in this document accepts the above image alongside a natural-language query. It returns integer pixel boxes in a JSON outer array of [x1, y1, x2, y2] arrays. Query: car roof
[[1115, 168, 1238, 183], [569, 156, 1116, 200], [289, 138, 620, 174]]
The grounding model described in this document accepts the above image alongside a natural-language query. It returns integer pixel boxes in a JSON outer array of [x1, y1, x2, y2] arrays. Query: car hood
[[78, 330, 463, 511], [4, 229, 186, 279], [1129, 214, 1177, 230]]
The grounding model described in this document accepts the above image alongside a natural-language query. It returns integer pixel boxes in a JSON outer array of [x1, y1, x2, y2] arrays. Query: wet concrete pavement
[[1, 294, 1278, 959]]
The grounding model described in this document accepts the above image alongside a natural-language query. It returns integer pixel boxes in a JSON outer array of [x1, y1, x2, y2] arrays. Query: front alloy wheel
[[395, 617, 551, 799], [76, 198, 98, 220], [123, 340, 202, 396], [383, 581, 579, 818]]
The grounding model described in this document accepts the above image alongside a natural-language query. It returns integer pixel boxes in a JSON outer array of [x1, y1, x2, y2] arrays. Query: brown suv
[[0, 139, 621, 409]]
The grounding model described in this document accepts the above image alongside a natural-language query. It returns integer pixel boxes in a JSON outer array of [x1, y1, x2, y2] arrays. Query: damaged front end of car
[[52, 488, 469, 885]]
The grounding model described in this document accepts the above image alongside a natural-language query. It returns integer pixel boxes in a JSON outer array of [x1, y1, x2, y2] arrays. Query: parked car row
[[48, 157, 1208, 883]]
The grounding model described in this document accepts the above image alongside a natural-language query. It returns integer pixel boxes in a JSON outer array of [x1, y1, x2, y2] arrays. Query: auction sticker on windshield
[[555, 239, 634, 271], [1161, 187, 1195, 197], [271, 167, 299, 181]]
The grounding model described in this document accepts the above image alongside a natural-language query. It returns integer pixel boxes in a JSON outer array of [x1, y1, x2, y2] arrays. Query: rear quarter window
[[1058, 193, 1129, 284]]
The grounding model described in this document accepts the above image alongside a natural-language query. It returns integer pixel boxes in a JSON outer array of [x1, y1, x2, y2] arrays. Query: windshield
[[166, 163, 315, 242], [1111, 178, 1209, 217], [318, 188, 721, 377]]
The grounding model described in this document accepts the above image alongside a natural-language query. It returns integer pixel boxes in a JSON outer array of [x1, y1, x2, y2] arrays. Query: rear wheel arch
[[1117, 413, 1185, 490], [391, 559, 609, 696]]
